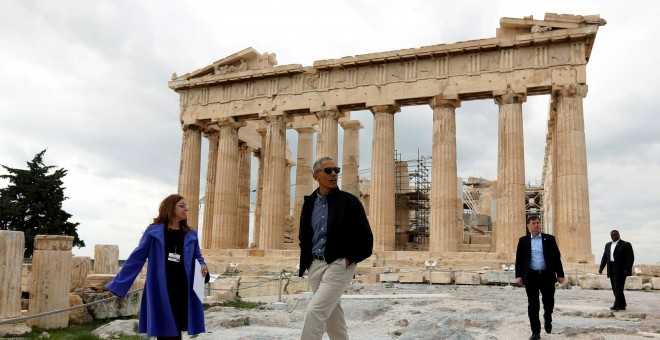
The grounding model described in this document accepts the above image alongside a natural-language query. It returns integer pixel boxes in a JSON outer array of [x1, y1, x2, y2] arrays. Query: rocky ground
[[95, 283, 660, 339]]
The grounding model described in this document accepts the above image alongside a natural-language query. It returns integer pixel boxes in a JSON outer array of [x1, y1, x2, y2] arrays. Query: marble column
[[340, 120, 363, 197], [315, 109, 339, 161], [212, 117, 241, 249], [202, 130, 219, 249], [553, 84, 592, 262], [252, 128, 267, 248], [177, 124, 201, 229], [494, 92, 527, 256], [0, 231, 29, 335], [93, 244, 119, 274], [236, 142, 253, 249], [429, 97, 461, 253], [292, 126, 315, 247], [28, 236, 73, 329], [395, 161, 411, 246], [260, 115, 288, 249], [370, 105, 399, 251], [284, 160, 295, 246], [543, 135, 556, 236]]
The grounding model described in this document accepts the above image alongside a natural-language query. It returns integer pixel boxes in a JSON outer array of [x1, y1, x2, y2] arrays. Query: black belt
[[313, 254, 325, 261], [530, 268, 547, 274]]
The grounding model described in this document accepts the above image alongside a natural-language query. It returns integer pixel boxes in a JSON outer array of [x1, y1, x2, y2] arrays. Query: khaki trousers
[[301, 258, 356, 340]]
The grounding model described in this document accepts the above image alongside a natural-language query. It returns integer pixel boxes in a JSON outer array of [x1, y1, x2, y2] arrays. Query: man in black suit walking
[[515, 216, 565, 340], [598, 229, 635, 311]]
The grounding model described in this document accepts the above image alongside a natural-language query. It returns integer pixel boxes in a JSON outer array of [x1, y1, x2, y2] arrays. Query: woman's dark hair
[[152, 194, 191, 232]]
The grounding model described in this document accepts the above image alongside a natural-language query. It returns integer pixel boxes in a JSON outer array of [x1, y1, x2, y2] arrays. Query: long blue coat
[[106, 224, 206, 336]]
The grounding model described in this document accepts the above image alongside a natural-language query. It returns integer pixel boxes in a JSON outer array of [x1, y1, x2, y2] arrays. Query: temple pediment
[[171, 47, 280, 82]]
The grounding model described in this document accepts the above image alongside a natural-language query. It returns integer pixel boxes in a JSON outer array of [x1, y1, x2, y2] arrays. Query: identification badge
[[168, 252, 181, 262]]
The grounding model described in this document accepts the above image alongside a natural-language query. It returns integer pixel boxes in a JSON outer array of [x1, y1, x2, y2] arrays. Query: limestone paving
[[95, 283, 660, 339]]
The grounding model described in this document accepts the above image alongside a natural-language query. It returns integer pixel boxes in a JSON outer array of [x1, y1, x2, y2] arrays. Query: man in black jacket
[[515, 216, 565, 340], [298, 157, 373, 340], [599, 229, 635, 311]]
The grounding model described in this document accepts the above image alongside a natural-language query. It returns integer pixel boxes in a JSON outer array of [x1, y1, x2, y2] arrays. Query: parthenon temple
[[170, 13, 606, 265]]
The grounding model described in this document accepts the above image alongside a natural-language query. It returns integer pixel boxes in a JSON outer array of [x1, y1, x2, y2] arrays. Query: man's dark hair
[[526, 215, 541, 224], [611, 230, 620, 234]]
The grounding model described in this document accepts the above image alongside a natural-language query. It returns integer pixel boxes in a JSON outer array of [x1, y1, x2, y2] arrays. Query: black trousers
[[157, 333, 181, 340], [524, 270, 556, 333], [610, 270, 628, 308]]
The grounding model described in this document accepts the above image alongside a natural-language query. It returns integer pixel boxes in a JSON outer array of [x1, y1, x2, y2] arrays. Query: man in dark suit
[[515, 216, 565, 340], [599, 229, 635, 311]]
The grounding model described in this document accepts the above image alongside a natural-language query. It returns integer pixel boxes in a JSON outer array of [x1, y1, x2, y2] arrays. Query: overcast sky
[[1, 1, 659, 266]]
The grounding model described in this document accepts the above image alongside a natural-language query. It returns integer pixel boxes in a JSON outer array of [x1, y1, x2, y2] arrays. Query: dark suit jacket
[[298, 188, 373, 277], [515, 233, 565, 284], [599, 239, 634, 277]]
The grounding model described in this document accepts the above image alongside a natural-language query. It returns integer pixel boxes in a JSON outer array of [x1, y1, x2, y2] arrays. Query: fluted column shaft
[[202, 131, 219, 249], [292, 126, 315, 246], [0, 231, 25, 323], [260, 115, 288, 249], [543, 138, 556, 236], [494, 92, 527, 255], [29, 236, 73, 328], [212, 118, 241, 249], [236, 143, 253, 249], [177, 124, 201, 229], [429, 98, 460, 253], [253, 128, 267, 248], [370, 105, 399, 251], [553, 84, 592, 261], [340, 120, 363, 197], [284, 160, 295, 246], [315, 110, 339, 161]]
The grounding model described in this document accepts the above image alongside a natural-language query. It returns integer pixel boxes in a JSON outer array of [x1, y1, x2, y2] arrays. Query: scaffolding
[[525, 181, 544, 233], [394, 150, 431, 250]]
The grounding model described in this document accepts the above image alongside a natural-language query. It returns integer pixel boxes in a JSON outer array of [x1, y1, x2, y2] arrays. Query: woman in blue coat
[[106, 194, 208, 339]]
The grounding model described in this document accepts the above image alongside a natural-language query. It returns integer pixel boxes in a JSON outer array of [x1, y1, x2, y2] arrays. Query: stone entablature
[[169, 13, 605, 126]]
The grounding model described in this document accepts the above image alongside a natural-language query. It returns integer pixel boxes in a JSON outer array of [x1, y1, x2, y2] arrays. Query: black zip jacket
[[298, 188, 373, 277]]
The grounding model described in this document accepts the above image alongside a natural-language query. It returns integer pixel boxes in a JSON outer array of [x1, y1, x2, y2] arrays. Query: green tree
[[0, 149, 84, 258]]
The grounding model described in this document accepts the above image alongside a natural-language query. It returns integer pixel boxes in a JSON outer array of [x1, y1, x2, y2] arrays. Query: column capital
[[429, 96, 461, 109], [202, 130, 220, 140], [213, 116, 243, 129], [238, 141, 254, 153], [313, 109, 340, 120], [369, 104, 400, 115], [553, 83, 588, 99], [494, 92, 527, 105], [340, 120, 364, 130], [265, 114, 289, 125], [294, 126, 316, 134], [182, 123, 201, 132]]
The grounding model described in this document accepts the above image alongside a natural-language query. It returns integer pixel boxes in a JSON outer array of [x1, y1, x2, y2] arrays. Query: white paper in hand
[[193, 259, 205, 303]]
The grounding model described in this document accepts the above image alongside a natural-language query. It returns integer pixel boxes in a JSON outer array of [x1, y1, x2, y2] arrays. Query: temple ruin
[[170, 13, 606, 266]]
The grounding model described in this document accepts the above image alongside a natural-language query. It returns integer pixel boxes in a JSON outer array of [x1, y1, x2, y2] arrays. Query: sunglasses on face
[[316, 167, 341, 174]]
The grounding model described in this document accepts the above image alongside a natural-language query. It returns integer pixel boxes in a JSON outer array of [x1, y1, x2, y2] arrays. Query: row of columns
[[177, 86, 591, 258]]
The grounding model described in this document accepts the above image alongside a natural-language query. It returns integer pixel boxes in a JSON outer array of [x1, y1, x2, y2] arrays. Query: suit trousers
[[301, 258, 356, 340], [610, 270, 628, 308], [524, 270, 556, 333]]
